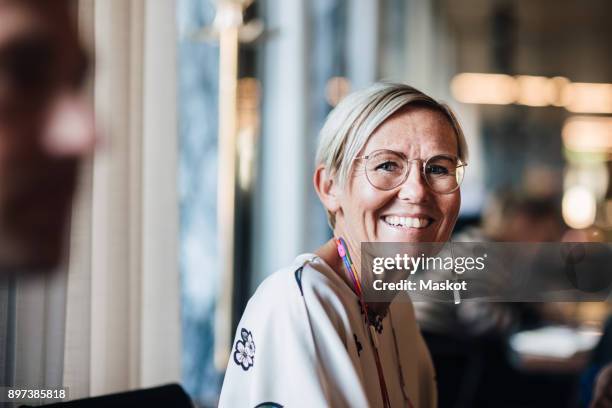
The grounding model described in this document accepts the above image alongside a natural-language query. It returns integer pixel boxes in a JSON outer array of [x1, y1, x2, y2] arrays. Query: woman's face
[[335, 105, 461, 244]]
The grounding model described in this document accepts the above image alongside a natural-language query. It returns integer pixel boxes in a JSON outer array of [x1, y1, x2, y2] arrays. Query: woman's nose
[[397, 161, 429, 202], [42, 90, 97, 157]]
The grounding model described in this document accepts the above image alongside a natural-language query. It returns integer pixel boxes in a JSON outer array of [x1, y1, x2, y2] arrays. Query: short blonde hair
[[315, 82, 468, 228]]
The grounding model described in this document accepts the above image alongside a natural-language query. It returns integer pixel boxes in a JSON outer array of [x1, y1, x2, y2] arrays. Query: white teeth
[[383, 215, 431, 229]]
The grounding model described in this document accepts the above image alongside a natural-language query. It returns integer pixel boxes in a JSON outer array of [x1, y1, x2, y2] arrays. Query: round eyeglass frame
[[353, 149, 468, 194]]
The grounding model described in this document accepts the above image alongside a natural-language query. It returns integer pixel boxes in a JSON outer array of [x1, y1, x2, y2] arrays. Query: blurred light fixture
[[564, 162, 609, 201], [516, 75, 555, 106], [450, 73, 517, 105], [192, 0, 263, 43], [562, 185, 597, 229], [550, 76, 570, 107], [450, 73, 612, 114], [213, 1, 245, 30], [238, 77, 261, 112], [562, 116, 612, 153], [562, 82, 612, 114], [237, 78, 261, 191], [325, 77, 351, 107]]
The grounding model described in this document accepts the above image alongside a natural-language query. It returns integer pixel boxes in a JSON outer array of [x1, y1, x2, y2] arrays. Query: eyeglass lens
[[364, 150, 464, 193]]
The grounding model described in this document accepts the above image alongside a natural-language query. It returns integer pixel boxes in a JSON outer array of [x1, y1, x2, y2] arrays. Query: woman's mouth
[[381, 215, 434, 229]]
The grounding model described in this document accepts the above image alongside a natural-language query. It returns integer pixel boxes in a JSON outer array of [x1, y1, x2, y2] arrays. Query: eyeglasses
[[354, 149, 467, 194]]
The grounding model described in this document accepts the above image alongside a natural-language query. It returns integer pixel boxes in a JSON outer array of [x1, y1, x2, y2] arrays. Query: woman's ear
[[313, 165, 341, 215]]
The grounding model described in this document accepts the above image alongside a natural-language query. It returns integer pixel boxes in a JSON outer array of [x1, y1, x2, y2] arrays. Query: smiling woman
[[219, 83, 468, 408], [322, 106, 464, 244]]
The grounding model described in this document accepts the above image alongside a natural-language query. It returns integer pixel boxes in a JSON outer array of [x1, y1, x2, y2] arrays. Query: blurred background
[[3, 0, 611, 407], [178, 0, 612, 406]]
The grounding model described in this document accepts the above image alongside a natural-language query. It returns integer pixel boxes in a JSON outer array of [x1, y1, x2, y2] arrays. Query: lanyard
[[336, 238, 416, 408], [336, 238, 397, 408], [389, 310, 414, 408]]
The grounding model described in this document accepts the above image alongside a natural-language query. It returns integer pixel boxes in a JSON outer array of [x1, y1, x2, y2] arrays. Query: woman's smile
[[381, 214, 434, 229], [377, 209, 441, 241]]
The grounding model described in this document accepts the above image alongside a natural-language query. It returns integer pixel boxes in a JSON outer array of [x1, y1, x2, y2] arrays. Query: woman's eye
[[427, 164, 450, 175], [375, 161, 399, 172]]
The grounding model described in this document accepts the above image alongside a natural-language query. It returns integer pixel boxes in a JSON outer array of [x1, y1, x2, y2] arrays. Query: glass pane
[[177, 0, 221, 405]]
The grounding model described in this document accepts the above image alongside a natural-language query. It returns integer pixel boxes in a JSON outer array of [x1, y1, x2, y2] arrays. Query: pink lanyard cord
[[336, 238, 415, 408]]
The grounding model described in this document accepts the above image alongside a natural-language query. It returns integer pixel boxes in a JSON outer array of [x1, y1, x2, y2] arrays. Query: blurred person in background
[[590, 363, 612, 408], [220, 83, 468, 407], [479, 190, 564, 243], [582, 317, 612, 407], [416, 191, 565, 336], [0, 0, 94, 273], [415, 191, 571, 407]]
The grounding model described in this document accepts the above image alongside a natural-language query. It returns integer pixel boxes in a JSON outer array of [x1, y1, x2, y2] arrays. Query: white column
[[64, 0, 181, 397], [89, 0, 132, 394], [140, 0, 181, 387], [62, 0, 95, 399], [254, 0, 308, 286], [347, 0, 379, 89]]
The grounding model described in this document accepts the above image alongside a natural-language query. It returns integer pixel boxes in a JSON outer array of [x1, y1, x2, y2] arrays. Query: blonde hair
[[315, 82, 468, 228]]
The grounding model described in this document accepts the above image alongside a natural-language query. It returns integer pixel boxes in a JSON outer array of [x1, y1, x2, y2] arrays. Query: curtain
[[0, 270, 68, 392], [63, 0, 181, 399]]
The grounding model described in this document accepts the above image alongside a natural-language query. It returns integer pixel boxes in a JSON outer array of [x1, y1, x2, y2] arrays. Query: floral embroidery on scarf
[[372, 314, 384, 334], [294, 266, 304, 296], [354, 333, 363, 356], [233, 328, 256, 371]]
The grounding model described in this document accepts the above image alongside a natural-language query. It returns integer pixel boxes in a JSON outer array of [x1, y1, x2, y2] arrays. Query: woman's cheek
[[438, 193, 461, 239], [358, 185, 391, 210], [449, 192, 461, 220]]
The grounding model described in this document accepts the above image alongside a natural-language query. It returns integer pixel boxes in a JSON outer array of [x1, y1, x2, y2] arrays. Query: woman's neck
[[314, 237, 391, 318], [314, 238, 347, 284]]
